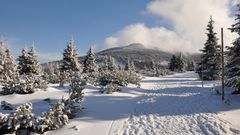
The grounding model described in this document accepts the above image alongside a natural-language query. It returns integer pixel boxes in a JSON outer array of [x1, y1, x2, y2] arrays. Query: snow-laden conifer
[[226, 5, 240, 92], [197, 16, 221, 80]]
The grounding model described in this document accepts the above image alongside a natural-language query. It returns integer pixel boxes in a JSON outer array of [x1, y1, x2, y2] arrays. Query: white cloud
[[104, 23, 193, 53], [103, 0, 237, 53]]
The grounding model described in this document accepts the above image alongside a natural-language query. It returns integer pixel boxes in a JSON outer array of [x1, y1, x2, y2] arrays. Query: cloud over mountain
[[103, 0, 236, 53]]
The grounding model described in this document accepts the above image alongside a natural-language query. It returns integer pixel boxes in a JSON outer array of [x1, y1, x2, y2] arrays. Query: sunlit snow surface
[[1, 72, 240, 135]]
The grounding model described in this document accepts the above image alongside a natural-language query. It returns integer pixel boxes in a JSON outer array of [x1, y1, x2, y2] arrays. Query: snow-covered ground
[[1, 72, 240, 135]]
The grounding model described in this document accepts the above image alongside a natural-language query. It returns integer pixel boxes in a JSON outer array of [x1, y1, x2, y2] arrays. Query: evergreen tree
[[18, 48, 30, 75], [125, 59, 135, 72], [169, 55, 178, 71], [106, 56, 116, 71], [28, 46, 47, 89], [61, 39, 81, 72], [186, 59, 195, 71], [3, 49, 18, 83], [60, 39, 81, 86], [1, 48, 20, 95], [130, 61, 136, 72], [28, 46, 42, 77], [176, 53, 185, 72], [83, 47, 97, 73], [198, 16, 221, 80], [169, 54, 186, 72], [17, 46, 47, 92], [125, 59, 131, 71], [0, 42, 5, 84], [150, 60, 156, 71], [226, 5, 240, 92]]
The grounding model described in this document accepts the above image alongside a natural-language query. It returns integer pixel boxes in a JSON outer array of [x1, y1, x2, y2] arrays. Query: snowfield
[[1, 72, 240, 135]]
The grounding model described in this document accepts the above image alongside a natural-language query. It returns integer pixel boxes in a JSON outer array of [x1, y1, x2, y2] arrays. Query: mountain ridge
[[42, 43, 200, 70]]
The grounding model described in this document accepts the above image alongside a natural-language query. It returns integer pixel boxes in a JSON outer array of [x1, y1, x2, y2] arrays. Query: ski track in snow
[[122, 72, 240, 135]]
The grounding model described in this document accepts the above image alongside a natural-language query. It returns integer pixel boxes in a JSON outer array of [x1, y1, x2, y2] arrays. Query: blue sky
[[0, 0, 236, 62], [0, 0, 156, 62]]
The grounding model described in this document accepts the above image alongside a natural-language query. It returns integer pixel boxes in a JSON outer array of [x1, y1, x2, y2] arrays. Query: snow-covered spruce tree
[[176, 53, 186, 72], [3, 49, 18, 82], [186, 59, 195, 71], [37, 72, 85, 133], [83, 47, 97, 73], [106, 55, 116, 71], [99, 56, 141, 94], [226, 5, 240, 93], [60, 39, 81, 87], [18, 48, 30, 75], [169, 54, 186, 72], [124, 59, 141, 86], [169, 55, 178, 71], [43, 63, 60, 84], [0, 42, 5, 84], [1, 49, 20, 95], [124, 59, 131, 71], [150, 60, 156, 72], [29, 46, 48, 89], [17, 48, 35, 94], [197, 16, 221, 80], [125, 59, 136, 72], [6, 103, 36, 134], [16, 46, 47, 94], [83, 47, 98, 84], [98, 56, 122, 93], [37, 102, 69, 133], [17, 46, 47, 94]]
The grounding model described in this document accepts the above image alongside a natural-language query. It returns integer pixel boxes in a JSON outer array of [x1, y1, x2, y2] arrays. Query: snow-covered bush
[[99, 83, 121, 94], [15, 75, 35, 94], [0, 73, 85, 134], [1, 74, 46, 95], [1, 80, 17, 95], [4, 103, 36, 134], [83, 72, 98, 85], [98, 67, 141, 94], [43, 71, 60, 84], [98, 70, 127, 87], [125, 71, 141, 87], [63, 72, 85, 119], [36, 101, 69, 133], [34, 76, 48, 90], [36, 73, 85, 133], [98, 56, 141, 94]]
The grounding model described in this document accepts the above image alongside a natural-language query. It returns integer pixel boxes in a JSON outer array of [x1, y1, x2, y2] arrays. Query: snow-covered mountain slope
[[42, 43, 201, 70], [1, 72, 240, 135]]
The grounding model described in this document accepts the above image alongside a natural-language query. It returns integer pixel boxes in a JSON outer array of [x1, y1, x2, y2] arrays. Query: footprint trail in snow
[[122, 72, 240, 135]]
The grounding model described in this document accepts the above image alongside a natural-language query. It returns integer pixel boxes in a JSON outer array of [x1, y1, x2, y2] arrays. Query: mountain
[[42, 43, 200, 70], [96, 43, 173, 68]]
